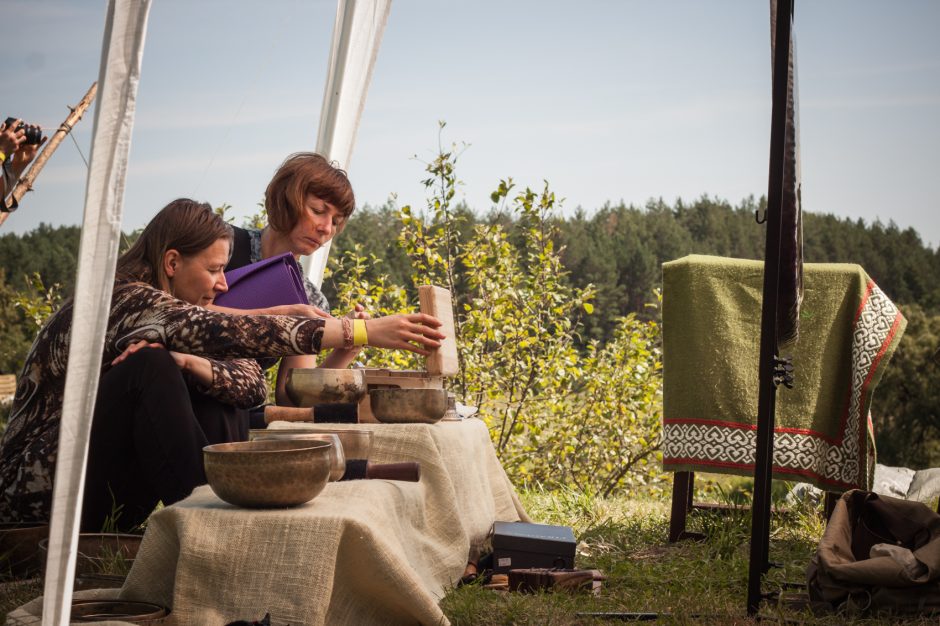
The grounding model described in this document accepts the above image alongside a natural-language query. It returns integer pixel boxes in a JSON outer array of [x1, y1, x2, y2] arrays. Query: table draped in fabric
[[662, 255, 906, 491], [8, 418, 527, 626]]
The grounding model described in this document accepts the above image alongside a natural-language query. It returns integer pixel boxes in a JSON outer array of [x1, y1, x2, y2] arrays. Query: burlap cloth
[[112, 418, 523, 626], [662, 255, 906, 490]]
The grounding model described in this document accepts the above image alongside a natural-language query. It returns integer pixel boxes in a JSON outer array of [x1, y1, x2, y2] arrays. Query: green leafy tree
[[873, 303, 940, 467], [331, 130, 666, 495]]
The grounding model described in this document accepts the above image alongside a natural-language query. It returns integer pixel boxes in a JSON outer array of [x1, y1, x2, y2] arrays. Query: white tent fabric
[[302, 0, 392, 287], [41, 1, 152, 624]]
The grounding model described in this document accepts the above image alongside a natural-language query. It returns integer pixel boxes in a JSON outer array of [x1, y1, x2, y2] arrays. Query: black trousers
[[81, 348, 248, 532]]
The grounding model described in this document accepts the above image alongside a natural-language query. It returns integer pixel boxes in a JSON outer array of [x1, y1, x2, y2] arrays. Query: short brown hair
[[116, 198, 233, 288], [265, 153, 356, 233]]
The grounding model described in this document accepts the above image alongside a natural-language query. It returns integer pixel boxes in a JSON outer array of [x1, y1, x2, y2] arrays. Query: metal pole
[[746, 0, 794, 616]]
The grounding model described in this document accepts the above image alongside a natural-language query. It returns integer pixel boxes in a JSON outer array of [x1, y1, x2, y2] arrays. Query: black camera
[[3, 117, 43, 146]]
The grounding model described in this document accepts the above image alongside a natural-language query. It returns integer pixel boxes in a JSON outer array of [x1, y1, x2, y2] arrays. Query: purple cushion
[[214, 252, 309, 309]]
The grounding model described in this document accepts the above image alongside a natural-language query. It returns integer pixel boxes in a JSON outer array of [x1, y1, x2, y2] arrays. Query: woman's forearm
[[319, 347, 360, 369], [177, 353, 214, 387]]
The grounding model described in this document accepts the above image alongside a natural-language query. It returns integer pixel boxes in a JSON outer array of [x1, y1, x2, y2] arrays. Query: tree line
[[1, 196, 938, 467]]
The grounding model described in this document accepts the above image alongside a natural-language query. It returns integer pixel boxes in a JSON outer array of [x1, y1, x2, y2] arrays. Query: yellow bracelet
[[0, 151, 6, 164], [353, 319, 368, 346]]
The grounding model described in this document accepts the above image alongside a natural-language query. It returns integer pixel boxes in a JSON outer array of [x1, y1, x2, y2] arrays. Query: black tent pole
[[746, 0, 794, 616]]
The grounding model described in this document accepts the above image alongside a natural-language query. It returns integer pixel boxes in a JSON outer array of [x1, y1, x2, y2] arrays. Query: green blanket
[[662, 255, 906, 490]]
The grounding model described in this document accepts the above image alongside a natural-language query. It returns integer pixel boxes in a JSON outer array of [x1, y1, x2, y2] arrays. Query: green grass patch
[[441, 486, 933, 625]]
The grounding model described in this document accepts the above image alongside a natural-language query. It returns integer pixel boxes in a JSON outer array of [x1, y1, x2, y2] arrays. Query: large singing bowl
[[285, 368, 367, 407], [369, 388, 449, 424], [203, 440, 332, 508]]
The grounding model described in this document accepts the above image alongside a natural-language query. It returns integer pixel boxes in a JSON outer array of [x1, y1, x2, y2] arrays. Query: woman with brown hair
[[0, 199, 443, 531], [224, 153, 367, 408]]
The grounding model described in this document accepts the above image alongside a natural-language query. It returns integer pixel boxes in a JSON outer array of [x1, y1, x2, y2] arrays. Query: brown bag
[[808, 490, 940, 614]]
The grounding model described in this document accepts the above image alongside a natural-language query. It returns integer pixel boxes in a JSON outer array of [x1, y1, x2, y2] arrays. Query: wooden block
[[417, 285, 459, 377], [0, 375, 16, 402]]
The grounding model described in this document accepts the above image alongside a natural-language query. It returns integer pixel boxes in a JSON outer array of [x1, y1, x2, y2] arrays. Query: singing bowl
[[203, 440, 332, 508], [249, 430, 346, 481], [285, 368, 367, 407], [369, 388, 449, 424], [299, 428, 374, 462], [70, 600, 167, 623]]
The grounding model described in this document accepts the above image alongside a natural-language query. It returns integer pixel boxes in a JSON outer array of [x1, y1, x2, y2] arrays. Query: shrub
[[327, 128, 665, 495]]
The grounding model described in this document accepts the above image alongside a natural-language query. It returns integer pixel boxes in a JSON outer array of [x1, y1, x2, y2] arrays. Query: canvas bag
[[807, 489, 940, 614], [214, 252, 309, 310]]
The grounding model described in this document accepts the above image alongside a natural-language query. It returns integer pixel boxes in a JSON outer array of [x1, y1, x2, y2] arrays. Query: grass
[[1, 479, 937, 624], [441, 480, 937, 626]]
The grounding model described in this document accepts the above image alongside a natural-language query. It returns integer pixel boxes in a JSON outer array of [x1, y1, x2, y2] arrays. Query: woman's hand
[[363, 313, 444, 355], [347, 302, 371, 321], [111, 339, 162, 366], [111, 340, 213, 387]]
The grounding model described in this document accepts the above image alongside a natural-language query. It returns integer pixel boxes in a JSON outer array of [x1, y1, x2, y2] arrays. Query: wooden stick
[[264, 405, 314, 424], [0, 82, 98, 226]]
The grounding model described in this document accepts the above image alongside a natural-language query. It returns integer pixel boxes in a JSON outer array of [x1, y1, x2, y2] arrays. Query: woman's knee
[[108, 346, 184, 388]]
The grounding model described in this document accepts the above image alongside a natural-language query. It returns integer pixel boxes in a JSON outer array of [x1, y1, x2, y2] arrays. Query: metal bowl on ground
[[248, 430, 346, 481], [285, 368, 367, 407], [70, 599, 167, 623], [203, 440, 332, 508], [369, 388, 449, 424]]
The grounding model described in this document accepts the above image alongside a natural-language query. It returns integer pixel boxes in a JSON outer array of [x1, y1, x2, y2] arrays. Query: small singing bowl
[[285, 368, 367, 407], [249, 430, 346, 481], [71, 600, 167, 623], [369, 388, 449, 424], [292, 428, 374, 461], [203, 440, 332, 508]]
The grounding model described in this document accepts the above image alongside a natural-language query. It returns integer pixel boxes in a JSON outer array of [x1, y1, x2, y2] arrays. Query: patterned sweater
[[0, 281, 325, 523]]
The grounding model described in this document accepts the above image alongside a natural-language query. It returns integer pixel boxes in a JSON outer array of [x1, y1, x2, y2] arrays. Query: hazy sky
[[2, 0, 939, 248]]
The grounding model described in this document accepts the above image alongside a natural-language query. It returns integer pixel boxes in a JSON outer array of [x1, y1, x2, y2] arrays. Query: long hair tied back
[[115, 199, 232, 288]]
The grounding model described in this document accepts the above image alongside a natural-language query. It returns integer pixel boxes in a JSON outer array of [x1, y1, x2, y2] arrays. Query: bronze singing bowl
[[203, 440, 332, 508], [285, 368, 367, 407], [285, 428, 374, 461], [369, 388, 449, 424], [248, 430, 346, 481]]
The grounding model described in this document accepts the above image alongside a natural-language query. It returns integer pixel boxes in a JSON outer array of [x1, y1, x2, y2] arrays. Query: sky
[[2, 0, 939, 248]]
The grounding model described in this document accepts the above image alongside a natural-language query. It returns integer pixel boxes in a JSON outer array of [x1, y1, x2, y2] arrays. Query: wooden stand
[[669, 471, 840, 544]]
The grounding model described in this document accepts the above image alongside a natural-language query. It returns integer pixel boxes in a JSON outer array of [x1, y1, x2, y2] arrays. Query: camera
[[3, 117, 43, 146]]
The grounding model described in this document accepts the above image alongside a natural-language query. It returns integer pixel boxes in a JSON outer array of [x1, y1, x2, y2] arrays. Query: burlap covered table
[[662, 255, 906, 491], [114, 417, 525, 625]]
